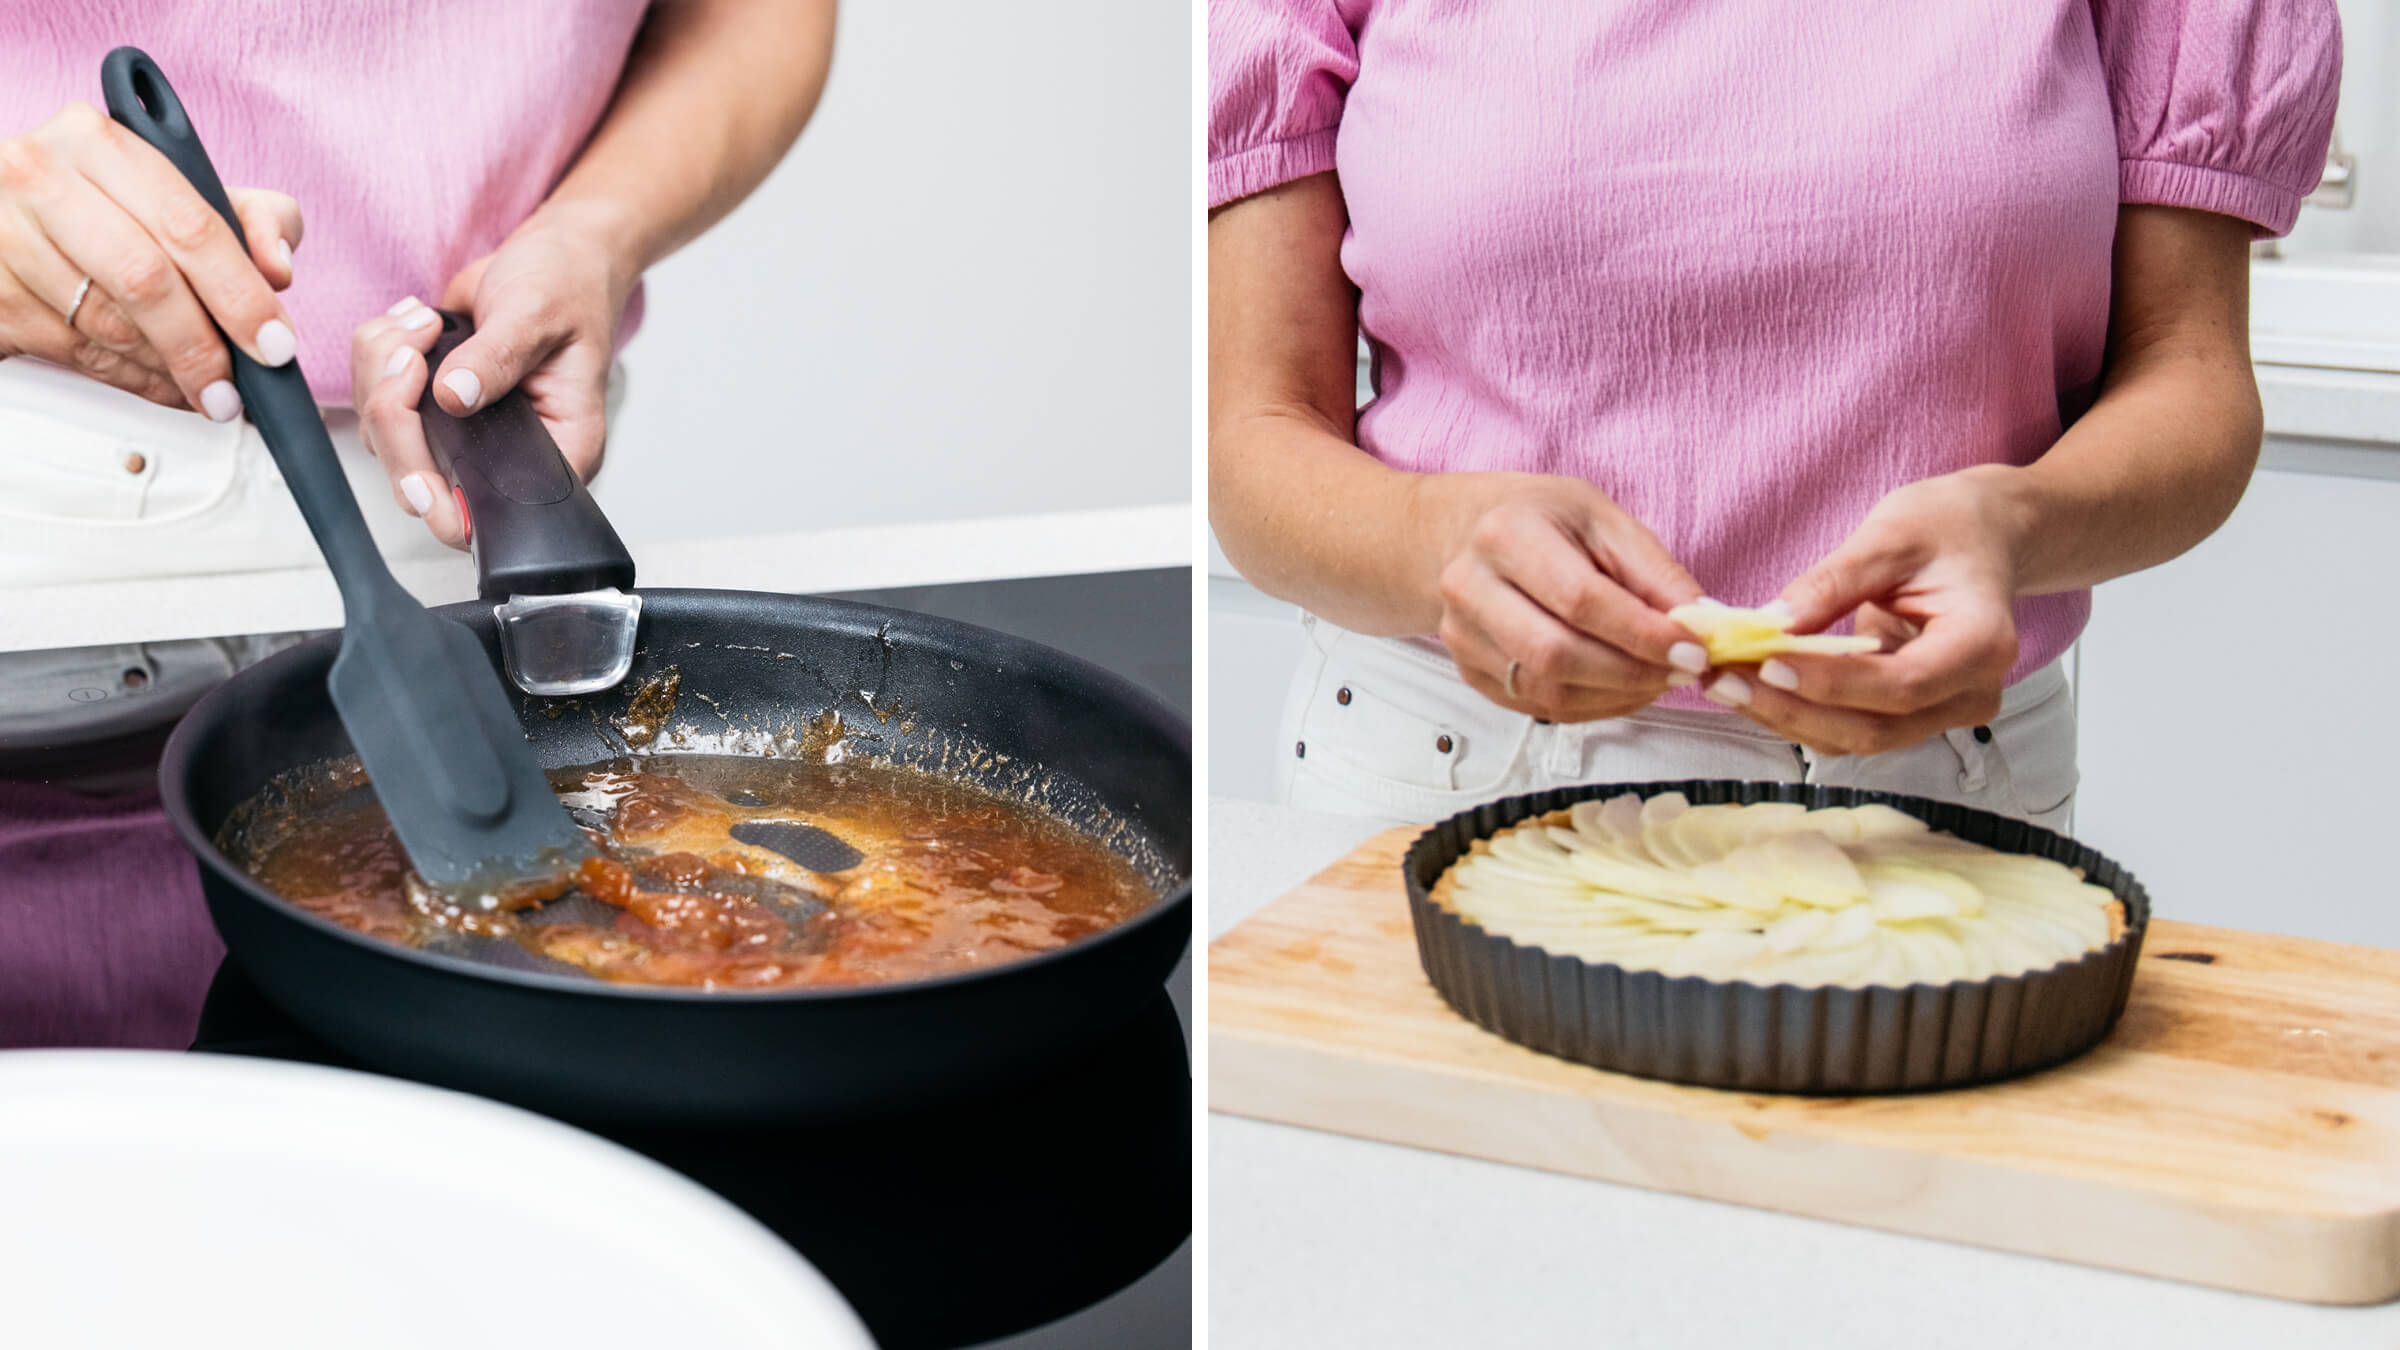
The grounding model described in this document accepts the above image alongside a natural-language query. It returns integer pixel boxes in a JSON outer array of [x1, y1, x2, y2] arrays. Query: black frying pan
[[161, 588, 1191, 1124]]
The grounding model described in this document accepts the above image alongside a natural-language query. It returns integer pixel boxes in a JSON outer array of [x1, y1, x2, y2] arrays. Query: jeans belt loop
[[1946, 726, 1989, 792]]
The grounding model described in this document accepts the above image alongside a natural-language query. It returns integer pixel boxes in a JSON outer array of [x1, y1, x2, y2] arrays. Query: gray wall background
[[601, 2, 1190, 542]]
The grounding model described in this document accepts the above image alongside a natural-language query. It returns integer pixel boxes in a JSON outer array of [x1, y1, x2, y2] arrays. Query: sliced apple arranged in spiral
[[1437, 793, 2122, 988], [1668, 598, 1881, 665]]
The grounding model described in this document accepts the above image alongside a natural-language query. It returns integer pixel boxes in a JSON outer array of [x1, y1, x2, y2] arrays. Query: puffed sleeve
[[2093, 0, 2344, 237], [1208, 0, 1359, 209]]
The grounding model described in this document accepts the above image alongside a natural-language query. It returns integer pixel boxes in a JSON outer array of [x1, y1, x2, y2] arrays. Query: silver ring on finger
[[62, 275, 93, 328], [1505, 659, 1522, 701]]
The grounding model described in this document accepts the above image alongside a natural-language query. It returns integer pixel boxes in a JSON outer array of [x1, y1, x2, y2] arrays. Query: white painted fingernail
[[274, 237, 293, 270], [1760, 659, 1800, 691], [1704, 673, 1753, 708], [383, 346, 413, 379], [255, 319, 296, 366], [199, 380, 241, 423], [1667, 671, 1699, 688], [387, 296, 420, 317], [399, 306, 439, 331], [400, 473, 435, 517], [1669, 641, 1709, 673], [443, 368, 481, 410], [1760, 599, 1796, 622]]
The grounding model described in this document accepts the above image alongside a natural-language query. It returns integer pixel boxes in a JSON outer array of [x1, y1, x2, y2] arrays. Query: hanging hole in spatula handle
[[100, 49, 239, 237], [418, 310, 637, 601]]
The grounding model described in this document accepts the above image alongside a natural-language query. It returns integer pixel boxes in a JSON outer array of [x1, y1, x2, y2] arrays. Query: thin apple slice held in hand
[[1667, 600, 1882, 665]]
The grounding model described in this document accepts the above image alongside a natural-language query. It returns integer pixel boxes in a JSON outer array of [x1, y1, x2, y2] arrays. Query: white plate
[[0, 1051, 874, 1349]]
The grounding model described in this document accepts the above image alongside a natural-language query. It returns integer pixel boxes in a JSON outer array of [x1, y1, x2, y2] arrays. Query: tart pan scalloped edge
[[1403, 780, 2150, 1095]]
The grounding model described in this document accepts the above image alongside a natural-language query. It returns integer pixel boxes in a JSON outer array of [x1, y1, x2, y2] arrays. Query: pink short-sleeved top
[[1210, 1, 2341, 700], [0, 1, 654, 407]]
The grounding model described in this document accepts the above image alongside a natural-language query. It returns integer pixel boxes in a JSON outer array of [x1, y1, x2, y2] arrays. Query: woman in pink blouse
[[0, 1, 834, 544], [0, 1, 834, 1048], [1210, 1, 2341, 827]]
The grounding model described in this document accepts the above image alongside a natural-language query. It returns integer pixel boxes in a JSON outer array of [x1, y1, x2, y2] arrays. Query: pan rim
[[158, 587, 1193, 1005]]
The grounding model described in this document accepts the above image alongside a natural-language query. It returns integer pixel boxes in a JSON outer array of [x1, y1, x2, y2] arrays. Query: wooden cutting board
[[1209, 826, 2400, 1305]]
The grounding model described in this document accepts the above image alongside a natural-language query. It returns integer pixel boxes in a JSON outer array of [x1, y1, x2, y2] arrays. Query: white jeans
[[0, 353, 461, 594], [1275, 615, 2080, 832], [0, 354, 623, 759]]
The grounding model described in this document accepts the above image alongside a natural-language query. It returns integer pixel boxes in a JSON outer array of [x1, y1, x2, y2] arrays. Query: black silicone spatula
[[103, 48, 592, 891]]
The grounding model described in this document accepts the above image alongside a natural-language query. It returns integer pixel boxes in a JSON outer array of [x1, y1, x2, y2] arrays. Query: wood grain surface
[[1209, 827, 2400, 1304]]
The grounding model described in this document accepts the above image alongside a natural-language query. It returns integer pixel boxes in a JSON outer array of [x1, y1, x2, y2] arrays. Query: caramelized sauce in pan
[[231, 756, 1156, 990]]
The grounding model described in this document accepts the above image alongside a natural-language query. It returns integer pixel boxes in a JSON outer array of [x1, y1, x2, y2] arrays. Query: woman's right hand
[[1426, 473, 1712, 722], [0, 102, 300, 418], [1212, 176, 1707, 721]]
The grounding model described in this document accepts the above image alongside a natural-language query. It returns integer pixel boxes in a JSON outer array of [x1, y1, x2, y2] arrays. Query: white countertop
[[2255, 363, 2400, 447], [1205, 797, 2400, 1349]]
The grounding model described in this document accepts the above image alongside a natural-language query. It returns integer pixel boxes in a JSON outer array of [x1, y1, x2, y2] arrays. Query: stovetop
[[191, 961, 1190, 1350]]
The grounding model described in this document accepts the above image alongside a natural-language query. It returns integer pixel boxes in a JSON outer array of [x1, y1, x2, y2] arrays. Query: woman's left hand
[[349, 211, 632, 547], [1703, 468, 2026, 755]]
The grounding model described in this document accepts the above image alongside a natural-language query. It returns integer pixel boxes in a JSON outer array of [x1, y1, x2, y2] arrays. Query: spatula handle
[[419, 312, 637, 601], [99, 47, 393, 600]]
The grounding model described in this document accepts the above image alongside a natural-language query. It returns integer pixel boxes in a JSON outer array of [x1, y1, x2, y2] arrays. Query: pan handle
[[418, 311, 637, 600]]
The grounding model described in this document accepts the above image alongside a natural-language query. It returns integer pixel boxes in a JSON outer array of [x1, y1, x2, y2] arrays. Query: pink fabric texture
[[1, 1, 653, 407], [1210, 1, 2341, 701], [0, 782, 223, 1050]]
